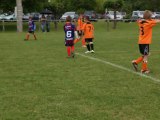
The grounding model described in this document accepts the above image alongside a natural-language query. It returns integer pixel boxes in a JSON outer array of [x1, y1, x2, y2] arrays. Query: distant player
[[82, 16, 95, 53], [24, 16, 37, 41], [74, 14, 86, 47], [64, 16, 76, 58], [132, 10, 160, 73]]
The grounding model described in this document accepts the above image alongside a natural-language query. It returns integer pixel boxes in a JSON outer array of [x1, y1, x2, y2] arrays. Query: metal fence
[[0, 19, 135, 32]]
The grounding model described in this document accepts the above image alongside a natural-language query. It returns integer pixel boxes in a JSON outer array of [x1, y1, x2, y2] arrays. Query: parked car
[[154, 12, 160, 19], [0, 13, 8, 20], [2, 14, 16, 20], [84, 10, 98, 22], [30, 13, 40, 20], [60, 12, 79, 21], [131, 11, 144, 20], [105, 11, 123, 20], [23, 13, 30, 20], [97, 13, 104, 19], [131, 11, 155, 21]]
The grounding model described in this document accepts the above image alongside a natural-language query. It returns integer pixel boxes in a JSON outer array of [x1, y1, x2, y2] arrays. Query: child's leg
[[33, 33, 37, 40], [67, 46, 71, 57], [90, 41, 94, 51], [141, 55, 148, 71], [135, 56, 144, 64], [81, 36, 86, 47], [86, 42, 91, 51], [71, 46, 75, 53], [25, 33, 30, 40], [71, 46, 75, 58], [74, 38, 80, 44]]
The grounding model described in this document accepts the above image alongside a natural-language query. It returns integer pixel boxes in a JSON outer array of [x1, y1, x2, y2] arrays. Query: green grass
[[1, 21, 160, 120]]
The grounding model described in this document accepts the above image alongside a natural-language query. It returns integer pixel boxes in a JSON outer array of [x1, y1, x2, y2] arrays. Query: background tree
[[16, 0, 23, 32], [22, 0, 48, 13], [104, 0, 124, 29], [95, 0, 107, 13]]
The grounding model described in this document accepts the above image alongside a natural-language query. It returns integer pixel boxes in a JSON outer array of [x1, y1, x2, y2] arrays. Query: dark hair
[[85, 16, 90, 21], [66, 16, 72, 22]]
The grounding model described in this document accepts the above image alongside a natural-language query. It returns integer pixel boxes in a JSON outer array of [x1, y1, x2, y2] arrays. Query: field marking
[[91, 50, 160, 54], [76, 53, 160, 83]]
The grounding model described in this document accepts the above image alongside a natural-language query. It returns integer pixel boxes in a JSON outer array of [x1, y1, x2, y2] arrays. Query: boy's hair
[[66, 16, 72, 22], [29, 16, 32, 20], [85, 16, 90, 21], [143, 10, 152, 19]]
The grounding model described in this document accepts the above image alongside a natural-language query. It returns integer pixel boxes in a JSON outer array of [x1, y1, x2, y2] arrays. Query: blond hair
[[143, 10, 152, 19]]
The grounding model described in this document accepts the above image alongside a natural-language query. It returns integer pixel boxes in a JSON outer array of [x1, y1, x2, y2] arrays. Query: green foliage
[[22, 0, 48, 13], [0, 0, 16, 12], [104, 0, 124, 10]]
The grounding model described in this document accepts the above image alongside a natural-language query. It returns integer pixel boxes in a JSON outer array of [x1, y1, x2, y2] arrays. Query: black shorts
[[139, 44, 149, 55], [28, 31, 34, 34], [65, 40, 74, 46], [78, 30, 83, 36], [85, 38, 93, 43]]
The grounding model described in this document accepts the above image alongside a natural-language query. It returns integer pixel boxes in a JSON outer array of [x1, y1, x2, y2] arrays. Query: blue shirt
[[28, 20, 35, 31]]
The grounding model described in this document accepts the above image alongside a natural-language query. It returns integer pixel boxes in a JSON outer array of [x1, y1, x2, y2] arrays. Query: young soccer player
[[24, 16, 37, 41], [64, 16, 77, 58], [82, 16, 95, 53], [132, 10, 160, 73], [75, 14, 86, 47]]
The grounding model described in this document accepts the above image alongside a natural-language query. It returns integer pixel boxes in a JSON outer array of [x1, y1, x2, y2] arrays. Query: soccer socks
[[71, 46, 75, 53], [142, 61, 148, 71], [86, 44, 91, 51], [90, 43, 94, 51], [74, 38, 79, 44], [26, 34, 30, 40], [135, 56, 143, 64], [67, 46, 75, 57], [82, 37, 86, 46], [67, 47, 71, 57]]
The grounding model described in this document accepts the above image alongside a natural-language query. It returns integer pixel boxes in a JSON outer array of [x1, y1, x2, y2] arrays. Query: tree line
[[1, 0, 160, 17]]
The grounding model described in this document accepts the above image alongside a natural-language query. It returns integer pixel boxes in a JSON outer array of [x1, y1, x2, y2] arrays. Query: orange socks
[[142, 61, 148, 71], [74, 38, 80, 44], [136, 56, 148, 71], [26, 34, 29, 40], [82, 36, 85, 46], [135, 56, 143, 64]]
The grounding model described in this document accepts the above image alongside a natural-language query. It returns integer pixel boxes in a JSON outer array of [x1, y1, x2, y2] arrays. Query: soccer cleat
[[132, 60, 138, 71], [85, 51, 90, 54], [141, 69, 150, 74], [91, 50, 95, 53]]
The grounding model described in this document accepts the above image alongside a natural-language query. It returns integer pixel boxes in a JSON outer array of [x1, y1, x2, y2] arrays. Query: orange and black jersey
[[82, 22, 94, 39], [77, 18, 84, 30], [138, 19, 156, 44]]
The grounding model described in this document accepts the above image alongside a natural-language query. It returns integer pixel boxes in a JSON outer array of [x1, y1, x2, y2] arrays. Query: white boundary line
[[76, 53, 160, 83]]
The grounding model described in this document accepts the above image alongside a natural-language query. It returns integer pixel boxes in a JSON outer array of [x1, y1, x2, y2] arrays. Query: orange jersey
[[77, 18, 83, 30], [138, 19, 156, 44], [82, 22, 94, 39]]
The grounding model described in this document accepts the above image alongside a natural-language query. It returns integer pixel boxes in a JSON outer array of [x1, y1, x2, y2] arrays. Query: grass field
[[1, 21, 160, 120]]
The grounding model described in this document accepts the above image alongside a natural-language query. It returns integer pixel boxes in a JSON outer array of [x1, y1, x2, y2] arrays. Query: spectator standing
[[40, 14, 46, 32]]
